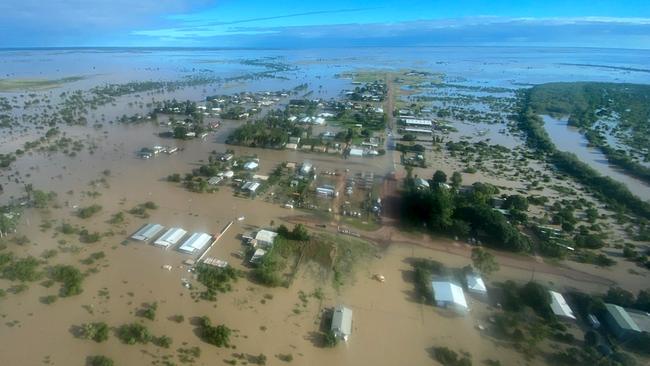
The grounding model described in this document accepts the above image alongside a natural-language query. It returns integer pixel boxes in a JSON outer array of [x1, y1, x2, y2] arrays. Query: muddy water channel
[[542, 115, 650, 199]]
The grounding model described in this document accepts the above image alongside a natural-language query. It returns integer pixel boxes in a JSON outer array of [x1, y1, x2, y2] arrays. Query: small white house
[[349, 148, 364, 157], [432, 281, 469, 314], [255, 229, 278, 247], [244, 161, 259, 170], [331, 305, 353, 341], [466, 273, 488, 297], [549, 291, 576, 320]]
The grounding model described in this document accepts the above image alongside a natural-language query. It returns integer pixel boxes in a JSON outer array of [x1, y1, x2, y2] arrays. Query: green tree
[[471, 247, 500, 276], [450, 171, 462, 189], [432, 170, 447, 184]]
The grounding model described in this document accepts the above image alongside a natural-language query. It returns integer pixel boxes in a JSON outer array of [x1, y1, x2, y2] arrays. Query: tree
[[503, 195, 528, 211], [324, 330, 339, 347], [636, 289, 650, 312], [451, 172, 462, 189], [290, 224, 310, 241], [173, 126, 188, 139], [471, 247, 500, 276], [604, 287, 635, 308], [81, 322, 109, 342], [432, 170, 447, 184], [199, 317, 231, 347]]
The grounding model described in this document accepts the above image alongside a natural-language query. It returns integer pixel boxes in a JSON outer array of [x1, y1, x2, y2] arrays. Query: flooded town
[[1, 17, 650, 366]]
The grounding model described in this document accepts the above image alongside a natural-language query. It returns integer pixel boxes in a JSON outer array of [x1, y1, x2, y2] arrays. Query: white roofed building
[[432, 281, 469, 314], [331, 305, 353, 341], [154, 227, 187, 249], [178, 232, 213, 255], [549, 291, 576, 320], [466, 273, 487, 297], [255, 229, 277, 247], [131, 223, 165, 242]]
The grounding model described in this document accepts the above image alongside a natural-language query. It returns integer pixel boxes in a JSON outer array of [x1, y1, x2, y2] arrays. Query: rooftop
[[432, 281, 468, 309], [549, 291, 576, 320], [605, 304, 641, 332]]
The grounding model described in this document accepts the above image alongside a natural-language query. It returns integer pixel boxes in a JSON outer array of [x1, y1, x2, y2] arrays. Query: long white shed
[[154, 227, 187, 249], [178, 232, 213, 255], [131, 223, 164, 242]]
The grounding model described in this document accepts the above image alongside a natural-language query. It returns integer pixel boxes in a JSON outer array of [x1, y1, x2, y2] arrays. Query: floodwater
[[542, 115, 650, 199], [2, 47, 650, 366]]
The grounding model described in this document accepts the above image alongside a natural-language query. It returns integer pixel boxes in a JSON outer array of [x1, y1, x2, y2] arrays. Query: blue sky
[[0, 0, 649, 48]]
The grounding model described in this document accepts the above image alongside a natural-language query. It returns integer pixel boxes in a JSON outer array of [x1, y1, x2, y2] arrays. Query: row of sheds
[[130, 223, 214, 255], [432, 274, 578, 322]]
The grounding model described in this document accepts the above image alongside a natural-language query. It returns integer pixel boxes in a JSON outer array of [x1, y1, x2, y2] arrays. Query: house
[[244, 161, 259, 170], [222, 170, 234, 179], [255, 229, 277, 247], [250, 248, 267, 264], [316, 185, 336, 198], [178, 232, 213, 255], [331, 305, 353, 341], [414, 178, 430, 190], [402, 118, 433, 127], [208, 177, 222, 185], [241, 181, 260, 194], [131, 223, 165, 242], [603, 304, 641, 340], [153, 227, 187, 249], [300, 161, 313, 176], [285, 143, 298, 150], [431, 281, 468, 314], [465, 273, 487, 297], [349, 148, 364, 157], [549, 291, 576, 320], [219, 153, 233, 162], [404, 127, 432, 134]]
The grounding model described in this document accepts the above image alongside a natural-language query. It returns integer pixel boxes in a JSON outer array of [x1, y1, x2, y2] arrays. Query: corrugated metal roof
[[178, 232, 212, 254], [605, 304, 641, 332], [432, 281, 468, 309], [331, 305, 353, 339], [154, 227, 187, 248], [549, 291, 576, 320], [466, 274, 487, 294], [131, 223, 164, 241]]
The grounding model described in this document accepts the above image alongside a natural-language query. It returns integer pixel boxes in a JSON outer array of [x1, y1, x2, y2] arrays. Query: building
[[285, 143, 298, 150], [208, 176, 222, 185], [131, 223, 165, 242], [549, 291, 576, 320], [153, 227, 187, 249], [431, 281, 468, 314], [316, 185, 336, 198], [178, 232, 213, 255], [349, 148, 364, 157], [404, 127, 433, 134], [249, 248, 267, 264], [300, 161, 313, 176], [604, 303, 641, 340], [241, 181, 260, 194], [244, 161, 259, 170], [331, 305, 353, 341], [255, 229, 278, 247], [465, 273, 487, 297], [402, 118, 433, 127], [414, 178, 430, 190]]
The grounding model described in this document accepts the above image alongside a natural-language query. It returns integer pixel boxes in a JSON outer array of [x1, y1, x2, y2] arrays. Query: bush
[[117, 323, 151, 344], [141, 302, 158, 320], [50, 265, 84, 296], [324, 330, 339, 347], [198, 316, 231, 347], [81, 322, 109, 342], [87, 355, 114, 366], [77, 205, 102, 219], [433, 347, 472, 366]]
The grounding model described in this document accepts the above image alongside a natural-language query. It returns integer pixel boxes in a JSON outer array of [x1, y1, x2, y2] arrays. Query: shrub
[[81, 322, 109, 342], [77, 205, 102, 219], [87, 355, 114, 366], [117, 323, 151, 344]]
